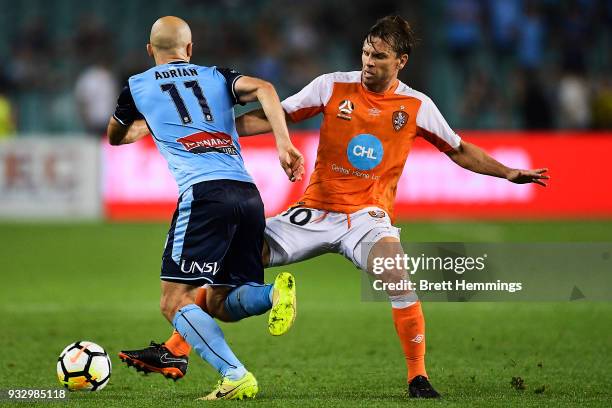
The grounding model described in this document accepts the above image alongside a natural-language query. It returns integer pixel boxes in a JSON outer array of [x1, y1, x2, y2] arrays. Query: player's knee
[[367, 237, 402, 271], [383, 265, 406, 282], [159, 296, 176, 322], [159, 293, 190, 322]]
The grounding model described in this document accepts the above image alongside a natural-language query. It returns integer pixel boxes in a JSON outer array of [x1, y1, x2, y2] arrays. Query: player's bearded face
[[361, 37, 401, 89]]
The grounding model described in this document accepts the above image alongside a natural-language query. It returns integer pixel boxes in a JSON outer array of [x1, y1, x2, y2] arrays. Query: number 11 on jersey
[[161, 80, 214, 124]]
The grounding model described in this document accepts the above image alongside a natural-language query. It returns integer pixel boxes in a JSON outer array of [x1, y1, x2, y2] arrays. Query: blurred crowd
[[0, 0, 611, 136]]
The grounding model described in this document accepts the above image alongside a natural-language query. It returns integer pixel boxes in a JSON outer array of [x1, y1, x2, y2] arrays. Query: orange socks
[[194, 286, 208, 312], [391, 301, 428, 382], [163, 286, 208, 357], [164, 330, 192, 357]]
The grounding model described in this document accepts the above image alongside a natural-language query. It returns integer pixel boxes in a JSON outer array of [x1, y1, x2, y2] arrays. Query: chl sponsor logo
[[177, 131, 238, 155], [346, 134, 384, 170], [180, 260, 220, 275]]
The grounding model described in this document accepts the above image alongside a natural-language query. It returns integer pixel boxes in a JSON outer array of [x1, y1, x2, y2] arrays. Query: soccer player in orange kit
[[120, 15, 548, 398]]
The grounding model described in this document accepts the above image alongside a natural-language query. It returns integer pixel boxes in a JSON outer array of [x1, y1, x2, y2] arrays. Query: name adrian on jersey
[[177, 131, 238, 155], [154, 68, 198, 80]]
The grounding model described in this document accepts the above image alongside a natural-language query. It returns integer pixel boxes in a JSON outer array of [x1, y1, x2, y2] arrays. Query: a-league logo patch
[[337, 100, 355, 121], [392, 111, 408, 131]]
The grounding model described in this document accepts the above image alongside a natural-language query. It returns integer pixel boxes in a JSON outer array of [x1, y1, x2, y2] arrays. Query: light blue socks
[[223, 283, 273, 321], [173, 304, 247, 380]]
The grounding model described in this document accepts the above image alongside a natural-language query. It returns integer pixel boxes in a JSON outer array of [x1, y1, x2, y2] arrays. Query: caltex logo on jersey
[[337, 100, 355, 120], [392, 111, 408, 131]]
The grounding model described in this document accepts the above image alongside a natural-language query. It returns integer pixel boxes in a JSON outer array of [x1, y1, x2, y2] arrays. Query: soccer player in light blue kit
[[107, 16, 303, 400]]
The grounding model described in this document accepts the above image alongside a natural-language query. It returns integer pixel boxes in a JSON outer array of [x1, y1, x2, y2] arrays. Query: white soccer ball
[[56, 341, 112, 391]]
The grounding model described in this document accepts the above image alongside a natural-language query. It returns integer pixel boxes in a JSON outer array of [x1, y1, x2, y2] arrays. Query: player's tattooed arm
[[446, 140, 549, 186], [107, 118, 149, 146]]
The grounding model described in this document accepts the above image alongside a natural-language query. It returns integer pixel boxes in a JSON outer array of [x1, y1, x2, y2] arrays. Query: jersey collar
[[360, 78, 399, 97]]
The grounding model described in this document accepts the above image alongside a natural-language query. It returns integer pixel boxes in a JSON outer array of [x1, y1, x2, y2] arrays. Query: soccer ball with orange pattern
[[56, 341, 111, 391]]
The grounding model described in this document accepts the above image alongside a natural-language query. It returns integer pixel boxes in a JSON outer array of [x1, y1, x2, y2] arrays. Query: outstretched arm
[[107, 118, 149, 146], [234, 77, 304, 181], [446, 140, 549, 186]]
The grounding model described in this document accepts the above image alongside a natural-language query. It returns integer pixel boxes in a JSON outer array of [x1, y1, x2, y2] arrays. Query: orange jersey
[[282, 71, 461, 219]]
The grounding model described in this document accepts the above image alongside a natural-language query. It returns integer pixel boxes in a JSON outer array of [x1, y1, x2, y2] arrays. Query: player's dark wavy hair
[[365, 15, 418, 56]]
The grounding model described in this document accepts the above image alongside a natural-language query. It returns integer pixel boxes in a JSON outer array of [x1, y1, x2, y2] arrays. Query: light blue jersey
[[113, 61, 253, 194]]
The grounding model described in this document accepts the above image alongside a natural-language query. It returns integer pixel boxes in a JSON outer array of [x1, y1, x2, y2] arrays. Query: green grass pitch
[[0, 220, 611, 407]]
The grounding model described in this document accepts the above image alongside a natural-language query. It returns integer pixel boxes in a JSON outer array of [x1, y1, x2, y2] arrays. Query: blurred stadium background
[[1, 1, 611, 406], [0, 0, 611, 134]]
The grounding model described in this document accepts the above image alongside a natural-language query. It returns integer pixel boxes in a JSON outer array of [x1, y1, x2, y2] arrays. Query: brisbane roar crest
[[392, 111, 408, 131]]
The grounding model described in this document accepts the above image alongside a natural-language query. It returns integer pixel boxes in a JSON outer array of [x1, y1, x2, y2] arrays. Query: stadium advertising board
[[102, 131, 612, 220], [0, 137, 100, 219]]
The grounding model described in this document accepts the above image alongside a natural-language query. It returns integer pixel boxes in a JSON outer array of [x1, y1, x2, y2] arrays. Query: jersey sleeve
[[416, 96, 461, 152], [112, 84, 143, 126], [217, 67, 245, 106], [282, 74, 334, 122]]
